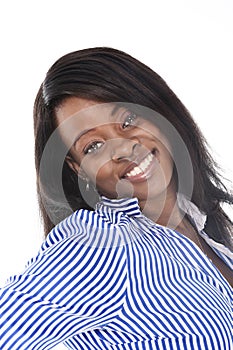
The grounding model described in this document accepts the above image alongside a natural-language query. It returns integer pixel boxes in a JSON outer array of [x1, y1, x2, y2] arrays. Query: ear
[[65, 155, 86, 180]]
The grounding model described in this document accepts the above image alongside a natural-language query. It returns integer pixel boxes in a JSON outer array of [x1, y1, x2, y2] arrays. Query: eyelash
[[83, 111, 138, 155], [84, 141, 104, 155], [122, 112, 138, 129]]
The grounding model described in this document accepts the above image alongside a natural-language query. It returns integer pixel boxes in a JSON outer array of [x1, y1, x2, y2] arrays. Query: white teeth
[[129, 169, 137, 176], [133, 167, 141, 175], [125, 153, 154, 177]]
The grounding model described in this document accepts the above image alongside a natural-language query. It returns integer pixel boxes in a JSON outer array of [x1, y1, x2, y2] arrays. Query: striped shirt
[[0, 196, 232, 349]]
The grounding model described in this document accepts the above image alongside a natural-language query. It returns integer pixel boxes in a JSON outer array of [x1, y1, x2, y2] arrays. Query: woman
[[1, 47, 232, 349]]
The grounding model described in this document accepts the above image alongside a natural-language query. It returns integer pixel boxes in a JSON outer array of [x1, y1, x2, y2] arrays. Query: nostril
[[111, 139, 140, 162], [132, 143, 139, 152]]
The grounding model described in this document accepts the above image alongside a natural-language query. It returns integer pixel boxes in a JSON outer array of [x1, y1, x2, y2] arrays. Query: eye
[[84, 141, 104, 154], [122, 112, 138, 129]]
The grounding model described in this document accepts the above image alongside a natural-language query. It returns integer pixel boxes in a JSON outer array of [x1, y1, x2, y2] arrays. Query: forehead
[[55, 97, 118, 145], [56, 97, 117, 125]]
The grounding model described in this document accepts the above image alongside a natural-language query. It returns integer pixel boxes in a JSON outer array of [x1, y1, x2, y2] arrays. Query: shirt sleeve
[[0, 210, 128, 350], [199, 230, 233, 270]]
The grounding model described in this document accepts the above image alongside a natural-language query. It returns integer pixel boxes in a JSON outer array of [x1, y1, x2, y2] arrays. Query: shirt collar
[[96, 196, 143, 217], [95, 193, 207, 230]]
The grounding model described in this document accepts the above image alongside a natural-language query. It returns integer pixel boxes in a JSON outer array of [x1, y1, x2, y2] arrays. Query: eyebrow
[[111, 104, 122, 116], [72, 127, 97, 147], [73, 105, 121, 146]]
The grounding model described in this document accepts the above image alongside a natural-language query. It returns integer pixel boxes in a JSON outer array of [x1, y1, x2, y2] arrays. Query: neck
[[139, 183, 184, 230]]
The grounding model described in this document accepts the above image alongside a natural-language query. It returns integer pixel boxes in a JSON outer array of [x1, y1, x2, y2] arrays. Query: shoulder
[[200, 231, 233, 270], [13, 207, 129, 286], [41, 207, 128, 253]]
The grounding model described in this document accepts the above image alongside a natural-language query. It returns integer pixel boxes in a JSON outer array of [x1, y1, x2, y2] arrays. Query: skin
[[56, 97, 178, 223], [56, 97, 233, 287]]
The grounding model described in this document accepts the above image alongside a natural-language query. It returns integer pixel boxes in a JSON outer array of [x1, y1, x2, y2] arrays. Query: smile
[[123, 152, 156, 181]]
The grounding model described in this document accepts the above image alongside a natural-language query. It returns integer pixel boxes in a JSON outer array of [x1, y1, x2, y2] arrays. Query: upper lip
[[120, 151, 154, 178]]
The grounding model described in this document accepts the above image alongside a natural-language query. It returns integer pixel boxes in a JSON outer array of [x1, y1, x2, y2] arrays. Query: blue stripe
[[1, 197, 232, 349]]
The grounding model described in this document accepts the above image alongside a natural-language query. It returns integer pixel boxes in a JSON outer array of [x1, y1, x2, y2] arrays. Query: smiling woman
[[0, 47, 232, 350], [55, 98, 174, 209]]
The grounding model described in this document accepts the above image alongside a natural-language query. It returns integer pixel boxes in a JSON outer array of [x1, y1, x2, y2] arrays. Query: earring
[[86, 179, 90, 191]]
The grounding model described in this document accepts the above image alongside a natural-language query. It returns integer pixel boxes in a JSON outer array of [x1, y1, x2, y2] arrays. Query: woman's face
[[56, 97, 174, 206]]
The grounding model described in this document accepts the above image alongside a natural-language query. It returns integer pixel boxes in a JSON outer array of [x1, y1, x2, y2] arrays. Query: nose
[[111, 138, 140, 162]]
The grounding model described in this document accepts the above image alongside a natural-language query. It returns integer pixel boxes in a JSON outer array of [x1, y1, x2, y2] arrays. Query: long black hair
[[34, 47, 233, 249]]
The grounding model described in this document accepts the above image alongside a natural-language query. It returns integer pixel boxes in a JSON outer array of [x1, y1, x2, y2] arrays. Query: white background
[[0, 1, 232, 349]]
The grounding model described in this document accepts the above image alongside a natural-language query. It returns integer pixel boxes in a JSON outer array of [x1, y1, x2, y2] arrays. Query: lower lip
[[123, 155, 158, 183]]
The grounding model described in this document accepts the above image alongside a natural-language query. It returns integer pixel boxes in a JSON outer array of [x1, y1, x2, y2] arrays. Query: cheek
[[161, 153, 174, 184], [93, 163, 135, 199], [95, 165, 113, 183], [84, 159, 115, 187], [93, 166, 118, 198], [78, 153, 111, 178]]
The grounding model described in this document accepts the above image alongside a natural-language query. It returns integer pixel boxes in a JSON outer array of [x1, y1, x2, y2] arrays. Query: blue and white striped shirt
[[1, 197, 232, 349]]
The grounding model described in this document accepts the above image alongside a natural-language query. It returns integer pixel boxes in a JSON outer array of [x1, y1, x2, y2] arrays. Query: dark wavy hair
[[34, 47, 233, 249]]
